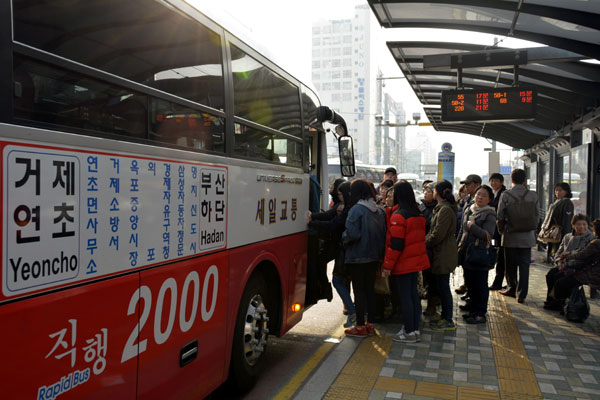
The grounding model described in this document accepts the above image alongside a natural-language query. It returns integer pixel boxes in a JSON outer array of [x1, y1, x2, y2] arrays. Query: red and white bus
[[0, 1, 355, 398]]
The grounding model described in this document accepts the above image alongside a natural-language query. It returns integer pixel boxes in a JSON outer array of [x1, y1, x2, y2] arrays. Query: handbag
[[565, 286, 589, 323], [538, 224, 562, 243], [374, 275, 390, 295], [465, 231, 497, 269]]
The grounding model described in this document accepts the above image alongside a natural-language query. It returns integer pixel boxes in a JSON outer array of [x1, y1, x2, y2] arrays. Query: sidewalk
[[295, 259, 600, 400]]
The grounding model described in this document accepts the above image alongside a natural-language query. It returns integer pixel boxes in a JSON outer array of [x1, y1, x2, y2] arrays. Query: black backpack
[[503, 190, 538, 232]]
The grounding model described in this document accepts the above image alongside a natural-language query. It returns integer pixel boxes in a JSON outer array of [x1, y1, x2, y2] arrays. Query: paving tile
[[538, 382, 557, 394], [384, 392, 403, 399], [409, 370, 438, 379], [578, 373, 598, 384], [454, 371, 468, 381]]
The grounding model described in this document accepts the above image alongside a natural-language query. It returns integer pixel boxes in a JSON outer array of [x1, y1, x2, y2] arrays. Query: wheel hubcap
[[243, 294, 269, 365]]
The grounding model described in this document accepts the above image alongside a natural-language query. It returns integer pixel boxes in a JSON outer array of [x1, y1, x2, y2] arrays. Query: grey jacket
[[497, 184, 539, 248], [555, 231, 594, 264]]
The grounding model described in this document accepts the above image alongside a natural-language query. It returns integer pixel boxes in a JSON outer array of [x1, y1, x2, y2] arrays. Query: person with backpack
[[496, 169, 539, 303]]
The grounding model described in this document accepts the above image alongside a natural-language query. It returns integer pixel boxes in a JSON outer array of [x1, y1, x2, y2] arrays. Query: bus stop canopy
[[367, 1, 600, 150]]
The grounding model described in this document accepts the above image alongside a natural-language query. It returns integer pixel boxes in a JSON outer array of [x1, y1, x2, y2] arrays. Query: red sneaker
[[365, 322, 376, 336], [344, 325, 367, 337]]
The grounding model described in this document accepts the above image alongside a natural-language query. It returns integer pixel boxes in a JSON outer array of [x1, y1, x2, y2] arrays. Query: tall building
[[383, 93, 406, 169], [311, 4, 403, 166]]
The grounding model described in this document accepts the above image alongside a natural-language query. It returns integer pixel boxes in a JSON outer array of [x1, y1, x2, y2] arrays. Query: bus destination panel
[[441, 86, 536, 123]]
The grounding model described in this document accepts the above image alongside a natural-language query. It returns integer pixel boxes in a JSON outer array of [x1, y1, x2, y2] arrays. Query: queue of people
[[307, 167, 598, 342]]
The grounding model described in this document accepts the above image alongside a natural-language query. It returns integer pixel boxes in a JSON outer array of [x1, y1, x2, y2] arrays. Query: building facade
[[311, 4, 404, 167]]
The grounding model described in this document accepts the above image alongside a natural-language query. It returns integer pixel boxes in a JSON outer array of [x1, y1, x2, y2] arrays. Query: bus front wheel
[[229, 274, 269, 392]]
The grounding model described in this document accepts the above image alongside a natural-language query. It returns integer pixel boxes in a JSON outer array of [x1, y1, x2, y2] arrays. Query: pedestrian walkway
[[294, 260, 600, 400]]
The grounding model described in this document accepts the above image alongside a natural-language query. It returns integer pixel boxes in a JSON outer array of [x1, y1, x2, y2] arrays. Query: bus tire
[[229, 273, 269, 392]]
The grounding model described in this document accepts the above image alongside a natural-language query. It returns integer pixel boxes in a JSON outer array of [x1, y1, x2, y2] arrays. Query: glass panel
[[526, 0, 600, 14], [541, 161, 550, 215], [562, 156, 570, 183], [13, 0, 224, 110], [234, 124, 302, 167], [527, 162, 537, 192], [14, 55, 147, 138], [231, 46, 302, 137], [386, 3, 514, 26], [149, 98, 224, 152], [571, 145, 589, 216], [516, 13, 599, 45]]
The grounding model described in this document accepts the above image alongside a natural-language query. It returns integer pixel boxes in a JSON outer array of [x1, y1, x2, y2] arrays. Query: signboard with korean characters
[[2, 142, 228, 300]]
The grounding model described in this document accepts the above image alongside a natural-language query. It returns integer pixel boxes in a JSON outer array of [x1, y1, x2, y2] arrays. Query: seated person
[[544, 214, 594, 309], [546, 218, 600, 310]]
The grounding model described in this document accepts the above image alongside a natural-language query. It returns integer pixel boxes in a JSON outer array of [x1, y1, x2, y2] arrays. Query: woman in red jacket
[[382, 181, 430, 343]]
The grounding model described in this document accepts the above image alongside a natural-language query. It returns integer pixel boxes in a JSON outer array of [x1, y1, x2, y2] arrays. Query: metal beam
[[424, 47, 585, 71]]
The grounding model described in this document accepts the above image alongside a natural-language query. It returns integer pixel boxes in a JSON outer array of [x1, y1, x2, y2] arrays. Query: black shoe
[[459, 304, 473, 311], [460, 294, 470, 301], [543, 303, 562, 311], [465, 315, 486, 324], [462, 312, 474, 319]]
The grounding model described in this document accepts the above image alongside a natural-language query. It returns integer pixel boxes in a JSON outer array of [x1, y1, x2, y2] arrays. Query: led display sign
[[441, 86, 536, 123]]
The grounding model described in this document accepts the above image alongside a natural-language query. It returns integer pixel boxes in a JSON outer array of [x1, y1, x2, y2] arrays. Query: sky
[[188, 0, 534, 179]]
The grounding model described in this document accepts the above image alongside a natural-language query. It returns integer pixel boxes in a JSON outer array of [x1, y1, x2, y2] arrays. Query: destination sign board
[[441, 86, 536, 123]]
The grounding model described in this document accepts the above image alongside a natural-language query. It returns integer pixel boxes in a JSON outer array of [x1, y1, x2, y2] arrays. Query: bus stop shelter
[[366, 0, 600, 219]]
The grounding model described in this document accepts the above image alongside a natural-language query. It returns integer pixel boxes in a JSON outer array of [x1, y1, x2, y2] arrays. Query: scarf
[[469, 204, 495, 222]]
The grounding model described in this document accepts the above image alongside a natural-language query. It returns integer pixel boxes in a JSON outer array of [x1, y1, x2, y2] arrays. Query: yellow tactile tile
[[414, 381, 458, 400], [489, 292, 543, 399], [374, 377, 417, 393], [323, 336, 392, 399], [323, 386, 370, 400], [496, 367, 536, 382], [499, 392, 544, 400], [458, 386, 501, 400]]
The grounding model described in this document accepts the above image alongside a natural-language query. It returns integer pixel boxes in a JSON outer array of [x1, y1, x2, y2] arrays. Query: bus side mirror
[[316, 106, 348, 137], [338, 136, 355, 177]]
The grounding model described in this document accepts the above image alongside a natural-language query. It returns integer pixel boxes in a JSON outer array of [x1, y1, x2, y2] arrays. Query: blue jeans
[[435, 273, 453, 322], [395, 272, 421, 333], [332, 274, 355, 314]]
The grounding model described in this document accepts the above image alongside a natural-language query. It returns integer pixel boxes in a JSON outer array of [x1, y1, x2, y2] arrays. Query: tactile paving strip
[[488, 291, 543, 400], [323, 335, 392, 399]]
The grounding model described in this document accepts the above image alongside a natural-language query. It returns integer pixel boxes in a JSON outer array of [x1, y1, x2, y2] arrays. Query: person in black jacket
[[306, 181, 355, 327], [541, 182, 575, 262], [488, 173, 507, 290], [420, 182, 439, 316]]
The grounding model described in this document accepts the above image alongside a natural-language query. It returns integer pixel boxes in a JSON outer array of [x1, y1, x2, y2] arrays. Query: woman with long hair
[[425, 180, 458, 331], [343, 179, 387, 337], [382, 182, 430, 342]]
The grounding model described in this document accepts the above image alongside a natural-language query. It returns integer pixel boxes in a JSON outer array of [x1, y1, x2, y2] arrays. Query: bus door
[[304, 107, 354, 307]]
